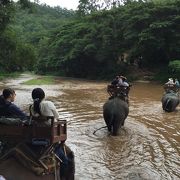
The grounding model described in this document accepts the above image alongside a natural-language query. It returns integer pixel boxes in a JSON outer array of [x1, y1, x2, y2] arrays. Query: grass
[[0, 72, 21, 80], [23, 76, 55, 85]]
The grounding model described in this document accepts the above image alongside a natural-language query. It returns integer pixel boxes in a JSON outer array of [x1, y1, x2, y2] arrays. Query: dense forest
[[0, 0, 180, 80]]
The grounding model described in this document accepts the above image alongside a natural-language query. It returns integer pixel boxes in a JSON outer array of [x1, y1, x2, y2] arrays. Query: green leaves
[[2, 0, 179, 79], [0, 0, 14, 33], [168, 60, 180, 75], [34, 0, 180, 78]]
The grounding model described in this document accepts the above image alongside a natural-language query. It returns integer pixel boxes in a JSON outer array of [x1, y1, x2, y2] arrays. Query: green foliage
[[0, 1, 75, 73], [18, 0, 33, 9], [168, 60, 180, 76], [0, 27, 36, 72], [0, 0, 38, 72], [77, 0, 128, 15], [0, 0, 14, 33], [169, 60, 180, 69], [153, 60, 180, 82], [1, 0, 180, 80], [11, 3, 75, 48], [35, 0, 179, 79], [0, 72, 21, 81]]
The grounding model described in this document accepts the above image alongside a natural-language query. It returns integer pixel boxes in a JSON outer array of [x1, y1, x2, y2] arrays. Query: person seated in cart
[[0, 88, 27, 120], [29, 88, 71, 176], [29, 88, 60, 125]]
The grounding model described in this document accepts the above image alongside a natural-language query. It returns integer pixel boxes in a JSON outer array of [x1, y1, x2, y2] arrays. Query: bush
[[168, 60, 180, 76]]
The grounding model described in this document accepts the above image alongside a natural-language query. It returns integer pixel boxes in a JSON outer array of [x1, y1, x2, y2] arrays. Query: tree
[[77, 0, 124, 15], [37, 0, 180, 78], [0, 0, 14, 33]]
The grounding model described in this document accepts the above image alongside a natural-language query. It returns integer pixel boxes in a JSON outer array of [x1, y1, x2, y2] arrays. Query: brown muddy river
[[0, 74, 179, 180]]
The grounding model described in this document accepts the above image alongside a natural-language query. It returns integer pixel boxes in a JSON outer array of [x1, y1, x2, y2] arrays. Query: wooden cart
[[0, 116, 67, 145]]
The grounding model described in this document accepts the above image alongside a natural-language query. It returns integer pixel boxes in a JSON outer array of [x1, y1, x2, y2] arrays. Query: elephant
[[103, 97, 129, 136], [161, 92, 179, 112], [0, 143, 75, 180]]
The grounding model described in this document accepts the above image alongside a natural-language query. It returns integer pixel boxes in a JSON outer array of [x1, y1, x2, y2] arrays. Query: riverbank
[[0, 67, 170, 85], [0, 72, 21, 80], [126, 66, 170, 84]]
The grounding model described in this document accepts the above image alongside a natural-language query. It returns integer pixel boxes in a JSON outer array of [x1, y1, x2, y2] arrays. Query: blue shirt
[[0, 96, 27, 120], [175, 80, 180, 88]]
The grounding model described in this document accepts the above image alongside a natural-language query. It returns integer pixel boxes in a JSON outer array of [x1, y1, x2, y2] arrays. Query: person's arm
[[48, 101, 59, 119], [8, 104, 27, 120]]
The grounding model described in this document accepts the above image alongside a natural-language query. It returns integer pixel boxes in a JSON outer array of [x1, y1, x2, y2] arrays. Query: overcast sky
[[34, 0, 79, 10]]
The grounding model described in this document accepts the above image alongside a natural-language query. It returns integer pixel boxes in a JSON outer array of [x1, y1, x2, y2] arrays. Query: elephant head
[[103, 97, 129, 136], [161, 92, 179, 112]]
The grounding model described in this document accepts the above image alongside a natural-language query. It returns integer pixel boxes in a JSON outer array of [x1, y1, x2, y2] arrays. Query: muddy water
[[0, 74, 179, 180]]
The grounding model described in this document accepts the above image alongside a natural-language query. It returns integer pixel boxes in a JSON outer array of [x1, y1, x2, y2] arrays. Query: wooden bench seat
[[0, 116, 67, 145]]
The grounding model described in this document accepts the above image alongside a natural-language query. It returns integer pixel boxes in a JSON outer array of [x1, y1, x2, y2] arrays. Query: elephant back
[[103, 97, 129, 135], [106, 97, 128, 111]]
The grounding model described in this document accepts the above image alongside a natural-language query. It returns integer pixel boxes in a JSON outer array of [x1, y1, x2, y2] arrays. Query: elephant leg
[[103, 111, 113, 132], [163, 99, 172, 112], [121, 119, 125, 126], [106, 119, 112, 132]]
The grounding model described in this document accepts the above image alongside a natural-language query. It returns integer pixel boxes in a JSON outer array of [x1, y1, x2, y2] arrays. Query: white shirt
[[0, 175, 6, 180], [40, 100, 59, 119], [122, 81, 129, 87], [118, 78, 123, 86], [30, 100, 59, 121], [166, 79, 174, 85]]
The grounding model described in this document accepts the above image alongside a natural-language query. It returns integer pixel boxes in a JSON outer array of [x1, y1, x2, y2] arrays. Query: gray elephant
[[161, 92, 179, 112], [103, 97, 129, 136]]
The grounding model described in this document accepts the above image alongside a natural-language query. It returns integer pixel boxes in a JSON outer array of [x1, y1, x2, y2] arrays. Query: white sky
[[34, 0, 79, 10]]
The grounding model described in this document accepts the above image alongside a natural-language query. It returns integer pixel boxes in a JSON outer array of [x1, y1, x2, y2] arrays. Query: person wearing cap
[[0, 88, 27, 120]]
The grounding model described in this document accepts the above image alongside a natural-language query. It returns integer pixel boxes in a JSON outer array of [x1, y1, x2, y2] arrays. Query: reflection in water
[[0, 74, 179, 180]]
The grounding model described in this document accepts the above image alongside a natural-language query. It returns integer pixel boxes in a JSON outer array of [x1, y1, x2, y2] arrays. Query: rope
[[15, 148, 40, 167], [63, 144, 67, 157], [54, 153, 57, 180], [93, 126, 107, 135]]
